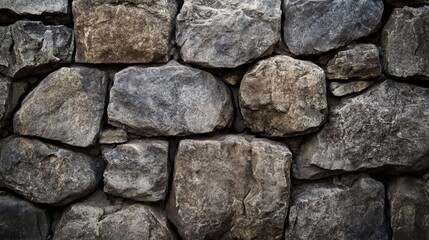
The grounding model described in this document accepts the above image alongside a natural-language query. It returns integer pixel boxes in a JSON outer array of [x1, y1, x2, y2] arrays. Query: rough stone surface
[[295, 80, 429, 179], [54, 191, 174, 240], [99, 129, 128, 145], [0, 0, 68, 15], [0, 21, 74, 79], [388, 176, 429, 240], [0, 191, 50, 240], [0, 137, 103, 205], [382, 6, 429, 80], [0, 76, 28, 130], [240, 56, 327, 137], [102, 140, 169, 202], [176, 0, 282, 68], [283, 0, 384, 56], [326, 44, 381, 80], [385, 0, 429, 7], [328, 81, 376, 97], [108, 62, 233, 136], [167, 135, 292, 240], [285, 175, 388, 240], [73, 0, 177, 64], [14, 67, 108, 147]]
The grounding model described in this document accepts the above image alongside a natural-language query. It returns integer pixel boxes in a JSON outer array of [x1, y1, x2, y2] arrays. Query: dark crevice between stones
[[0, 10, 73, 27], [370, 174, 393, 240]]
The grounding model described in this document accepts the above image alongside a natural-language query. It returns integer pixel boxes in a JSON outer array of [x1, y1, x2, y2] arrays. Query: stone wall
[[0, 0, 428, 239]]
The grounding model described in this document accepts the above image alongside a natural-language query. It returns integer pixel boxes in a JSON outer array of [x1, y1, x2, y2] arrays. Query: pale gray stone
[[382, 6, 429, 80], [0, 0, 68, 15], [240, 56, 327, 137], [177, 0, 282, 68], [295, 80, 429, 179], [283, 0, 384, 56], [167, 135, 292, 240], [108, 62, 233, 137], [0, 137, 103, 205], [73, 0, 177, 64], [328, 81, 376, 97], [102, 140, 169, 202], [14, 67, 108, 148], [99, 129, 128, 144]]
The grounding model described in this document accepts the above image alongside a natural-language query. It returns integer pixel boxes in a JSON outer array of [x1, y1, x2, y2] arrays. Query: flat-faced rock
[[285, 175, 388, 240], [326, 44, 381, 80], [382, 6, 429, 80], [102, 140, 169, 202], [108, 62, 233, 136], [0, 0, 68, 16], [73, 0, 177, 63], [99, 129, 128, 145], [176, 0, 281, 68], [0, 21, 73, 79], [14, 67, 108, 147], [295, 80, 429, 179], [0, 191, 50, 240], [388, 176, 429, 240], [0, 137, 103, 205], [239, 56, 327, 137], [0, 76, 28, 130], [283, 0, 383, 56], [167, 135, 292, 240], [328, 81, 376, 97]]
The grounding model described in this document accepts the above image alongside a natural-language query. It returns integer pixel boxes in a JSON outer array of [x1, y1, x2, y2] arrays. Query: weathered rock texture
[[240, 56, 327, 137], [0, 191, 50, 240], [167, 135, 292, 240], [108, 63, 233, 136], [14, 67, 108, 147], [388, 176, 429, 240], [0, 21, 74, 79], [0, 137, 103, 205], [295, 80, 429, 179], [55, 191, 174, 240], [326, 44, 381, 80], [99, 129, 128, 145], [285, 175, 388, 240], [176, 0, 282, 68], [328, 81, 376, 97], [382, 6, 429, 80], [0, 0, 68, 16], [102, 140, 169, 202], [283, 0, 384, 56], [73, 0, 177, 64], [0, 76, 27, 130]]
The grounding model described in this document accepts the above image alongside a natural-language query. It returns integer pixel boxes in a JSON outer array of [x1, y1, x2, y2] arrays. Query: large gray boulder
[[14, 67, 108, 148], [0, 137, 103, 205], [176, 0, 282, 68], [0, 191, 50, 240], [0, 76, 27, 130], [54, 191, 174, 240], [295, 80, 429, 179], [108, 62, 233, 136], [283, 0, 383, 56], [73, 0, 177, 64], [167, 135, 292, 240], [240, 56, 327, 137], [102, 140, 169, 202], [0, 0, 68, 15], [382, 6, 429, 80], [285, 175, 388, 240], [388, 176, 429, 240], [0, 21, 73, 79]]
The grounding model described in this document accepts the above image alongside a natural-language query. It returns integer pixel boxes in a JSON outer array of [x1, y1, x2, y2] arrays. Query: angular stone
[[0, 21, 73, 79], [295, 80, 429, 179], [326, 44, 382, 80], [0, 76, 28, 130], [385, 0, 429, 7], [328, 80, 376, 97], [388, 176, 429, 239], [102, 140, 169, 202], [73, 0, 177, 64], [14, 67, 108, 147], [177, 0, 281, 68], [0, 0, 68, 15], [239, 56, 327, 137], [167, 135, 292, 240], [285, 175, 388, 240], [0, 191, 50, 240], [54, 191, 174, 240], [108, 62, 233, 136], [0, 137, 103, 205], [283, 0, 384, 56], [382, 6, 429, 80], [99, 129, 128, 145]]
